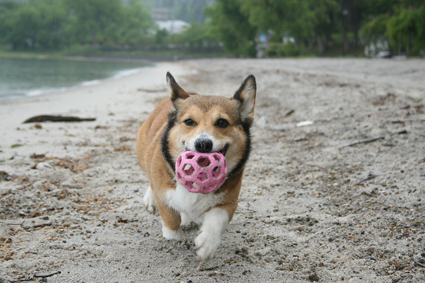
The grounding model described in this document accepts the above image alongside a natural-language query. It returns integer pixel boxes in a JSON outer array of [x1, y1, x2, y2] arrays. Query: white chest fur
[[166, 182, 225, 222]]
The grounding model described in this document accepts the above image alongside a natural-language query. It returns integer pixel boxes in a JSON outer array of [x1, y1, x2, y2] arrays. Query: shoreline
[[0, 57, 156, 103], [0, 61, 188, 150], [1, 58, 424, 282], [0, 66, 150, 103]]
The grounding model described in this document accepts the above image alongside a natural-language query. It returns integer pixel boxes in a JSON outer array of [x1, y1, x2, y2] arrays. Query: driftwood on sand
[[23, 115, 96, 123]]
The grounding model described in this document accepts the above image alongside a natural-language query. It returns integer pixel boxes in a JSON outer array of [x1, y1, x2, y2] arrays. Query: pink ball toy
[[176, 151, 227, 194]]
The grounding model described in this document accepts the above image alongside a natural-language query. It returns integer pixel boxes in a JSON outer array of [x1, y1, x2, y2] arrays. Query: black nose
[[195, 138, 213, 153]]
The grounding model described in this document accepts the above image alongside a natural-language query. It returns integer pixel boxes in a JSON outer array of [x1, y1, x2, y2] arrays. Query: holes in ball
[[213, 154, 221, 162], [212, 166, 220, 178], [197, 172, 208, 182], [186, 154, 195, 159], [197, 157, 210, 168], [183, 164, 194, 176], [206, 185, 215, 191]]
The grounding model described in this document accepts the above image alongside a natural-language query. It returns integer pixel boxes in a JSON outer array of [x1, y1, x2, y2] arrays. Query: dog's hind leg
[[143, 185, 157, 214]]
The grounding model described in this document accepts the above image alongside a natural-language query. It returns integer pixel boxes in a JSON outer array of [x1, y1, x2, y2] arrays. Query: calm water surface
[[0, 57, 151, 101]]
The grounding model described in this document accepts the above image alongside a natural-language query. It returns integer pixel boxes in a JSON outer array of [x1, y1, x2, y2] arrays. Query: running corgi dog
[[136, 72, 256, 260]]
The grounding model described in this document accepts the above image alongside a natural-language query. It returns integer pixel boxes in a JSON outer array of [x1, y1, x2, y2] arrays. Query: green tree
[[64, 0, 124, 49], [386, 4, 425, 55], [115, 0, 154, 47], [1, 0, 68, 50], [64, 0, 154, 49], [241, 0, 337, 54], [0, 1, 19, 45], [205, 0, 257, 57], [2, 3, 42, 50], [32, 0, 68, 50], [170, 22, 216, 48], [361, 0, 425, 56]]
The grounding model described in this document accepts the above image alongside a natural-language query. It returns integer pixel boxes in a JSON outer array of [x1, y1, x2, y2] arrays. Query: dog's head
[[162, 72, 256, 177]]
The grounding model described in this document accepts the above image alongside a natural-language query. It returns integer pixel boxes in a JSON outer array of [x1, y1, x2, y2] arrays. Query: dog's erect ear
[[233, 75, 256, 126], [166, 72, 189, 102]]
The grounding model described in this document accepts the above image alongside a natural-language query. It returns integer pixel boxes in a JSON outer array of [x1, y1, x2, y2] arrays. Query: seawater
[[0, 57, 151, 101]]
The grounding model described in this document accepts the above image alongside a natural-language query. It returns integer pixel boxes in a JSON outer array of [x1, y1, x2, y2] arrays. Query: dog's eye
[[184, 119, 196, 127], [215, 119, 229, 128]]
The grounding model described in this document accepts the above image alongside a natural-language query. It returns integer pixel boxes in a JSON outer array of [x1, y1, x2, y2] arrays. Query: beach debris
[[257, 116, 267, 127], [35, 162, 53, 170], [23, 115, 96, 123], [341, 129, 407, 147], [11, 144, 23, 148], [296, 121, 314, 127], [284, 109, 295, 117], [114, 145, 132, 152], [356, 172, 378, 185], [30, 153, 46, 159], [34, 124, 42, 129], [53, 159, 88, 174], [30, 158, 88, 174], [308, 273, 320, 282], [8, 271, 62, 283], [0, 171, 11, 181], [119, 136, 133, 142]]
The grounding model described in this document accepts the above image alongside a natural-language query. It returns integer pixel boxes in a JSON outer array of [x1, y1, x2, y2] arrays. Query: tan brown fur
[[136, 72, 256, 260], [136, 96, 246, 228]]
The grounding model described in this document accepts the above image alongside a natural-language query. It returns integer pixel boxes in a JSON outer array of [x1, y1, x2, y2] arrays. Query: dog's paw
[[143, 186, 156, 214], [162, 225, 182, 240], [180, 212, 191, 227], [194, 230, 221, 261]]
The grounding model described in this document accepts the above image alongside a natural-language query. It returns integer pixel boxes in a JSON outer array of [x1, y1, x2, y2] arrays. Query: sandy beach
[[1, 58, 425, 282]]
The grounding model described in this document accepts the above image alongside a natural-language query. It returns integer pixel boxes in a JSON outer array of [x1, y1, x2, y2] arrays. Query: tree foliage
[[206, 0, 425, 57], [1, 0, 424, 57], [205, 0, 257, 57], [0, 0, 154, 51]]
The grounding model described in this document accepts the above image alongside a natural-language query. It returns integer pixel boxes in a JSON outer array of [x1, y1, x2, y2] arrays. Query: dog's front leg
[[156, 200, 182, 240], [194, 207, 232, 261]]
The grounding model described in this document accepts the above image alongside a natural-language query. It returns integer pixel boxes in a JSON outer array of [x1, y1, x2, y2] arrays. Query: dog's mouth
[[183, 144, 229, 156], [219, 144, 229, 156]]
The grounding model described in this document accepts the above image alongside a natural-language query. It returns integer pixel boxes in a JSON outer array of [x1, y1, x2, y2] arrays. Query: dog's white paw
[[194, 230, 221, 261], [180, 212, 191, 227], [143, 186, 156, 214], [162, 225, 182, 240], [194, 208, 229, 261]]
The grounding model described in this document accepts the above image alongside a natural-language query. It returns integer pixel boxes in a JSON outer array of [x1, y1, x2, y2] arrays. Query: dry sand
[[1, 58, 425, 282]]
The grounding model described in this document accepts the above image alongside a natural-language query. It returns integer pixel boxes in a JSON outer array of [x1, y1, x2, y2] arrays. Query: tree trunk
[[341, 19, 349, 54], [406, 34, 410, 56], [346, 0, 359, 47], [352, 27, 359, 47], [325, 29, 334, 46], [91, 33, 99, 50], [340, 0, 349, 54], [294, 38, 300, 48], [307, 37, 314, 50], [316, 34, 325, 55]]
